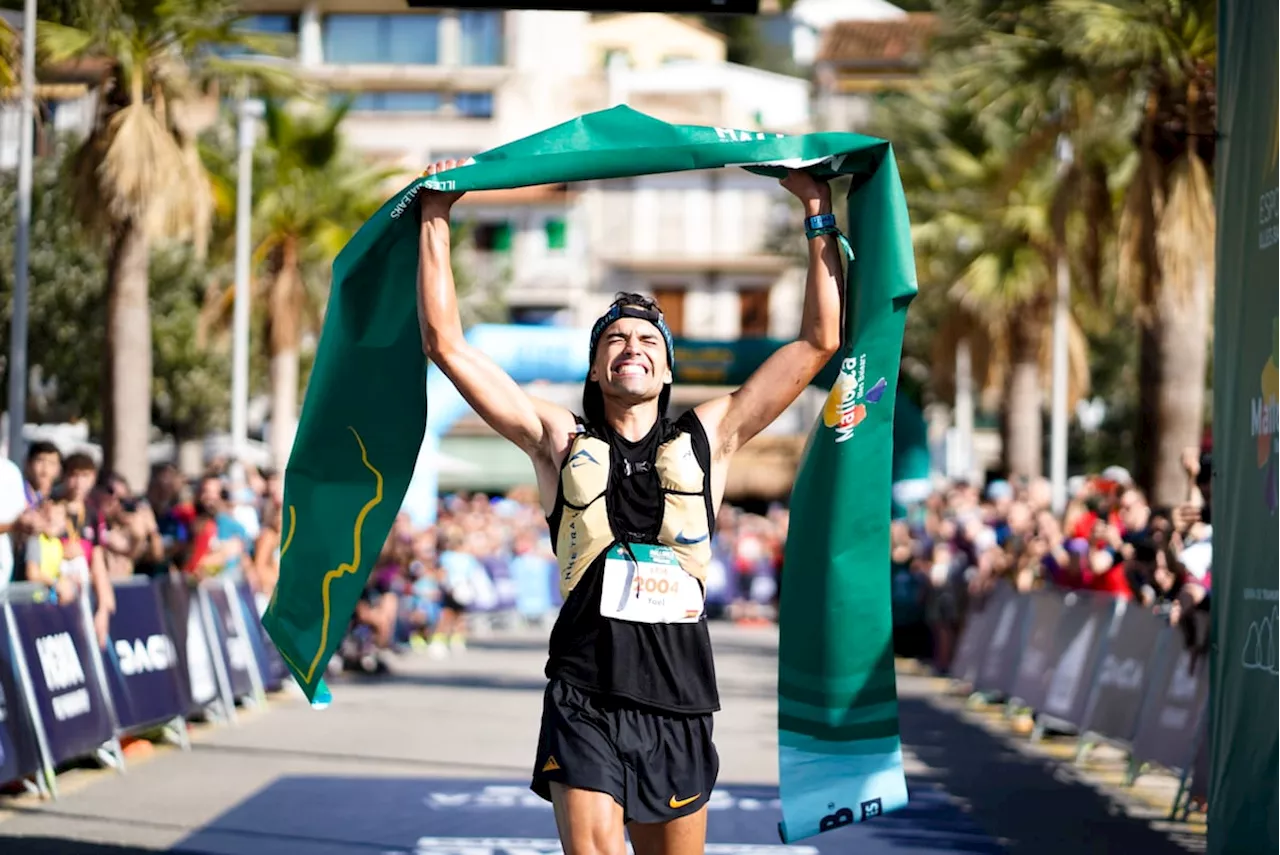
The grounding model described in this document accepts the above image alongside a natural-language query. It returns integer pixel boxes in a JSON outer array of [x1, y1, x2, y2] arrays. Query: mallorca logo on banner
[[821, 355, 887, 443], [1254, 316, 1278, 514]]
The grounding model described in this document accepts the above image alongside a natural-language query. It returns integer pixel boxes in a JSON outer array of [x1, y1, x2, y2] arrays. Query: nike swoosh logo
[[669, 793, 701, 809], [674, 531, 708, 545]]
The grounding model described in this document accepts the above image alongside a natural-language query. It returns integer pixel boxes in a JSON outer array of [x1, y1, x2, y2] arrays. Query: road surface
[[0, 623, 1204, 854]]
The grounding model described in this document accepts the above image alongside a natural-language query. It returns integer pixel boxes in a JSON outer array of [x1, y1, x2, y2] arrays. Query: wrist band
[[802, 214, 855, 263], [804, 213, 836, 232]]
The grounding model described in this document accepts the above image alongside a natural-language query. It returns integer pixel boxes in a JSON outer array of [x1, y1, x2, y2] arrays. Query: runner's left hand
[[779, 168, 831, 214]]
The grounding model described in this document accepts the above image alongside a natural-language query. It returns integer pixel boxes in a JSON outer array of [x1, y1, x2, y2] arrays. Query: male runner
[[417, 159, 844, 855]]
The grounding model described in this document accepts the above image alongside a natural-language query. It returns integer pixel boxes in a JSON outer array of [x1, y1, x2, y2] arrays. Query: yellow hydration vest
[[552, 424, 714, 601]]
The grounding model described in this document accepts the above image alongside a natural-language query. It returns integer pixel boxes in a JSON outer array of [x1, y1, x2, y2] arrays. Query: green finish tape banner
[[1209, 1, 1279, 851], [259, 105, 917, 843]]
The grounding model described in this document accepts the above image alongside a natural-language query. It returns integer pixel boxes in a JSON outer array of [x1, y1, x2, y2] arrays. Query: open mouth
[[613, 362, 649, 378]]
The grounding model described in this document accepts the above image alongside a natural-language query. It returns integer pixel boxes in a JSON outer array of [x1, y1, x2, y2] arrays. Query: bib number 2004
[[600, 544, 704, 624]]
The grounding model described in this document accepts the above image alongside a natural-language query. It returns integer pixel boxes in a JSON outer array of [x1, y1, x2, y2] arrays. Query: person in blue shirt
[[196, 475, 252, 579], [431, 527, 485, 656]]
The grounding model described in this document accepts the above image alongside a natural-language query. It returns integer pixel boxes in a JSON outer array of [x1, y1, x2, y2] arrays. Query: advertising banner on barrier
[[104, 582, 186, 732], [1079, 604, 1166, 745], [1131, 630, 1209, 773], [1190, 714, 1210, 804], [204, 583, 255, 700], [949, 586, 1011, 687], [8, 599, 114, 766], [1008, 592, 1066, 708], [0, 606, 42, 787], [233, 582, 285, 692], [975, 592, 1027, 696], [155, 576, 219, 714], [1042, 593, 1118, 726]]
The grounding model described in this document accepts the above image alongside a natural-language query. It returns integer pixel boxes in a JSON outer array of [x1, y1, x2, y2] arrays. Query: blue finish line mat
[[172, 777, 1003, 854]]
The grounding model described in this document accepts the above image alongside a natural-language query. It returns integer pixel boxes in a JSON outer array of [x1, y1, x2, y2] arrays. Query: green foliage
[[0, 141, 107, 428], [150, 243, 230, 441], [0, 140, 233, 439], [199, 97, 401, 395]]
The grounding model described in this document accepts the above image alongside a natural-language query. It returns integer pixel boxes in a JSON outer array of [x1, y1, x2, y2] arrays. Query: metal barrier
[[949, 584, 1210, 819], [0, 572, 286, 799]]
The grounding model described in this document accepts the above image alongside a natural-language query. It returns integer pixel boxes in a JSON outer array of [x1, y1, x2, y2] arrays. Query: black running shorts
[[530, 678, 719, 824]]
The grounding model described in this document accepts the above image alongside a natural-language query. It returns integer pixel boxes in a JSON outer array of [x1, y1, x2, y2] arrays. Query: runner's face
[[591, 316, 671, 401]]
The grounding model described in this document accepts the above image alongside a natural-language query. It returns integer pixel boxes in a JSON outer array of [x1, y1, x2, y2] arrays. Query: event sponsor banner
[[0, 605, 41, 787], [234, 581, 286, 692], [1079, 603, 1166, 745], [974, 591, 1028, 696], [204, 583, 256, 701], [1041, 593, 1119, 726], [8, 599, 114, 766], [948, 585, 1011, 687], [103, 581, 185, 732], [184, 588, 222, 710], [1131, 631, 1209, 774], [1008, 591, 1066, 709], [1211, 1, 1280, 849], [1189, 715, 1211, 805]]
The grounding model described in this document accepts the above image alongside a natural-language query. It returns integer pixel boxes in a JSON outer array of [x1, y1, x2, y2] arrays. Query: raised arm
[[696, 169, 843, 461], [416, 160, 578, 467]]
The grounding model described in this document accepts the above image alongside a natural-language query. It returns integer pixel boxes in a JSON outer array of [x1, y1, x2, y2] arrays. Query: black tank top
[[544, 410, 720, 715]]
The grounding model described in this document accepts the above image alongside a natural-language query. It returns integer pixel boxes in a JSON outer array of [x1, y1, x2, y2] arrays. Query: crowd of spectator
[[0, 436, 1213, 680], [0, 437, 795, 672], [0, 440, 279, 627], [890, 452, 1215, 674]]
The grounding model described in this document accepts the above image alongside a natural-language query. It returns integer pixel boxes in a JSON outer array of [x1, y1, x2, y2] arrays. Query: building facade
[[239, 3, 812, 336], [246, 4, 825, 501], [810, 12, 936, 133]]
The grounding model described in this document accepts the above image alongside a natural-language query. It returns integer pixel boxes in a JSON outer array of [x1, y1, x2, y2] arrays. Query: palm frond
[[1116, 147, 1161, 314], [34, 20, 95, 65], [70, 102, 186, 230], [1154, 149, 1214, 305]]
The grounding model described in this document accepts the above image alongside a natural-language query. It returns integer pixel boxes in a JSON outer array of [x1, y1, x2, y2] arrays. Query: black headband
[[588, 304, 675, 370]]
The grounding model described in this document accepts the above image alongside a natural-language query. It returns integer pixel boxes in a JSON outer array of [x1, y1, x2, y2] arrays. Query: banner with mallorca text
[[1209, 1, 1280, 851]]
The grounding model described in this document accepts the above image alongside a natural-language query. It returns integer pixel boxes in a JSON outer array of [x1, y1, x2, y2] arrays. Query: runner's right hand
[[419, 158, 473, 215]]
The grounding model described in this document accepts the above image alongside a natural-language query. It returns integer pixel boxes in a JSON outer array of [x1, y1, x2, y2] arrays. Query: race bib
[[600, 544, 704, 624]]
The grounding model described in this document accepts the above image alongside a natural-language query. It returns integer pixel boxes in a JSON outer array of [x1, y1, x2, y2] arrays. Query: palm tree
[[35, 0, 295, 489], [201, 97, 398, 467], [935, 0, 1216, 504], [872, 78, 1107, 478]]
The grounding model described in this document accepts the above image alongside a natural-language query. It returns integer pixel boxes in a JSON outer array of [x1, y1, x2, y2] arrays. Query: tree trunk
[[1004, 314, 1044, 479], [269, 347, 298, 470], [1139, 257, 1211, 507], [177, 438, 204, 479], [268, 236, 303, 470], [104, 219, 152, 492]]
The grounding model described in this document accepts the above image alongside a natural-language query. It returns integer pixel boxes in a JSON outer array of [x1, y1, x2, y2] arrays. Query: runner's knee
[[564, 825, 627, 855], [552, 785, 626, 855]]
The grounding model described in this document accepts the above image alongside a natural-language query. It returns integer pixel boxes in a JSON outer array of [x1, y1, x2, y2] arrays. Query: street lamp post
[[1049, 130, 1074, 515], [7, 0, 36, 465], [230, 96, 265, 472]]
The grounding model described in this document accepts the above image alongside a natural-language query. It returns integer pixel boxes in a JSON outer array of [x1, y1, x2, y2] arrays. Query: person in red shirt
[[1084, 547, 1134, 600]]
